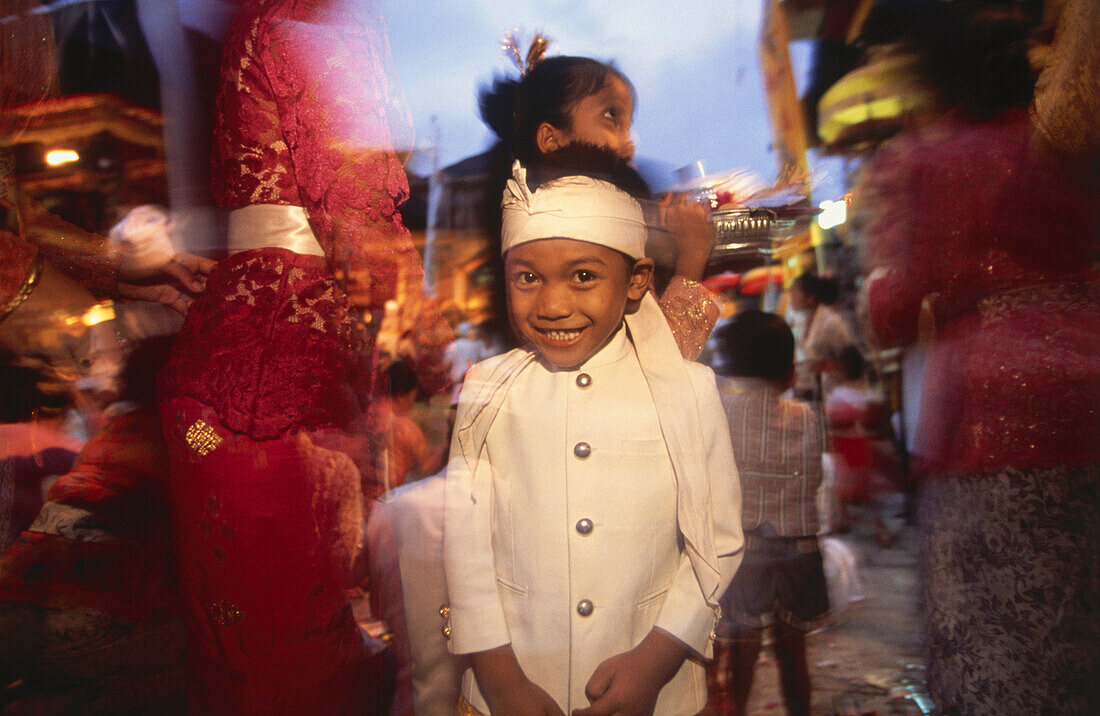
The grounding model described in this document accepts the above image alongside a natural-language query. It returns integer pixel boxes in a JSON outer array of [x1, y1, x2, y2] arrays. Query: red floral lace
[[162, 0, 450, 438], [210, 0, 418, 305], [860, 110, 1100, 475], [160, 249, 367, 438]]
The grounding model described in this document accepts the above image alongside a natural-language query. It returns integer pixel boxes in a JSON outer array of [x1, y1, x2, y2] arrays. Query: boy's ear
[[627, 258, 654, 301], [536, 121, 568, 154]]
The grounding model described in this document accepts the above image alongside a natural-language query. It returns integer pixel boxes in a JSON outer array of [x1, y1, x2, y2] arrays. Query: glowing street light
[[817, 198, 848, 230], [45, 149, 80, 167]]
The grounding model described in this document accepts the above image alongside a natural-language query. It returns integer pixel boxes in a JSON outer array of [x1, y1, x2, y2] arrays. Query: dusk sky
[[380, 0, 843, 199]]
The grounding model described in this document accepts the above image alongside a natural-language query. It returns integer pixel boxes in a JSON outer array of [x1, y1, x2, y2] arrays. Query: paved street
[[740, 498, 930, 715]]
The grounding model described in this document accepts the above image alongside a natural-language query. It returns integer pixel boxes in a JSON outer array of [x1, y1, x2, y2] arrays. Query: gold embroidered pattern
[[0, 252, 42, 321], [185, 420, 223, 456], [210, 600, 243, 626], [659, 277, 721, 360], [456, 696, 487, 716]]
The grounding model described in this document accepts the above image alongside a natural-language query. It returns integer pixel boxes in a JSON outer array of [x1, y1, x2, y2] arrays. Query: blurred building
[[2, 94, 167, 233]]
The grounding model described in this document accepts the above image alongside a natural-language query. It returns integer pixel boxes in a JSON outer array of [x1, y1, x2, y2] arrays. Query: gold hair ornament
[[501, 31, 552, 77]]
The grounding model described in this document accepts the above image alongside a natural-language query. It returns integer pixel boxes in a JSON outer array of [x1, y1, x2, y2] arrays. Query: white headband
[[500, 161, 647, 259]]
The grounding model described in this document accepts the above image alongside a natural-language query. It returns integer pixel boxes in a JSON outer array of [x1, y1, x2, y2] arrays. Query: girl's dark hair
[[478, 75, 519, 144], [507, 56, 634, 164], [715, 310, 795, 381], [526, 142, 652, 201], [793, 272, 839, 306], [910, 2, 1035, 118]]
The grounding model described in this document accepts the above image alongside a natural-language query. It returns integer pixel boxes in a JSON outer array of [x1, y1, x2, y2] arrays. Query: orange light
[[45, 149, 79, 167], [81, 301, 115, 327]]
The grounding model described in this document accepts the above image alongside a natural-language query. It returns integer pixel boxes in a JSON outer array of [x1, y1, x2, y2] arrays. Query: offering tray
[[710, 204, 820, 261]]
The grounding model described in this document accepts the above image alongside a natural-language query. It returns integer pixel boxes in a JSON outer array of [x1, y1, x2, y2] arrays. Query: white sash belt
[[228, 204, 325, 257]]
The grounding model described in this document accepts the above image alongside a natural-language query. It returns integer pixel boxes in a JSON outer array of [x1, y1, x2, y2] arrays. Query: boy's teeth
[[546, 329, 580, 341]]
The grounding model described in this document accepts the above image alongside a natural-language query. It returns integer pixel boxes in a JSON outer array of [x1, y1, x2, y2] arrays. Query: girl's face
[[538, 75, 635, 161]]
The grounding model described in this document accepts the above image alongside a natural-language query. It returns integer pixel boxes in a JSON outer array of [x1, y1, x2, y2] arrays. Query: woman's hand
[[117, 252, 216, 315]]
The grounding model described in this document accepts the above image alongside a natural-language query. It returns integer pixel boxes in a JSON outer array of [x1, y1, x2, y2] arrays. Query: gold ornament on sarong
[[185, 419, 223, 456], [210, 600, 243, 626]]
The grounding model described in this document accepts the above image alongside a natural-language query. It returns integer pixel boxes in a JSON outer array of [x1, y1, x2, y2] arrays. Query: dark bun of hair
[[512, 56, 631, 164], [526, 142, 652, 200]]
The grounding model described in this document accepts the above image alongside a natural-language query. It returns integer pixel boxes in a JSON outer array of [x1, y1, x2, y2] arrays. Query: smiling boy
[[443, 156, 743, 715]]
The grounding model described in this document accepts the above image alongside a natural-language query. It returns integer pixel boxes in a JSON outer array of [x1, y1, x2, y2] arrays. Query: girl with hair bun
[[475, 51, 720, 359]]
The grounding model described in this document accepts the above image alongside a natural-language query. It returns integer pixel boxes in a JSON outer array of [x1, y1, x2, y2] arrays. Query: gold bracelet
[[0, 252, 43, 322]]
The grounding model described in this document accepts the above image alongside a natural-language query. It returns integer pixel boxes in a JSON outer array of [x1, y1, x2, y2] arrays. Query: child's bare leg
[[704, 638, 738, 714], [831, 497, 852, 533], [874, 510, 896, 547], [727, 625, 763, 715], [771, 621, 811, 716]]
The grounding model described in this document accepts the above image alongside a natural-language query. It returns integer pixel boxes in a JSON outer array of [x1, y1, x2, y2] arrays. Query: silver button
[[575, 373, 592, 388], [573, 442, 591, 459], [576, 518, 593, 535], [576, 599, 594, 617]]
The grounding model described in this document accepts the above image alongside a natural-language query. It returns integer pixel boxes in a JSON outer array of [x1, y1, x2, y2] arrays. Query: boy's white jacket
[[442, 293, 744, 670]]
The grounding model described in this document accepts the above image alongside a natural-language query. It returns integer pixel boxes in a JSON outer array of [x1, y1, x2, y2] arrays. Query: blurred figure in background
[[0, 337, 184, 714], [859, 3, 1099, 713], [824, 345, 899, 546], [369, 359, 446, 493], [446, 321, 485, 385], [2, 0, 214, 329], [709, 311, 828, 716], [788, 272, 855, 403], [0, 366, 81, 557]]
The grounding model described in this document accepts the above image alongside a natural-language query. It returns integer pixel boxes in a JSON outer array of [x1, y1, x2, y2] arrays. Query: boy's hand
[[488, 678, 566, 716], [472, 645, 566, 716], [573, 628, 689, 716]]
